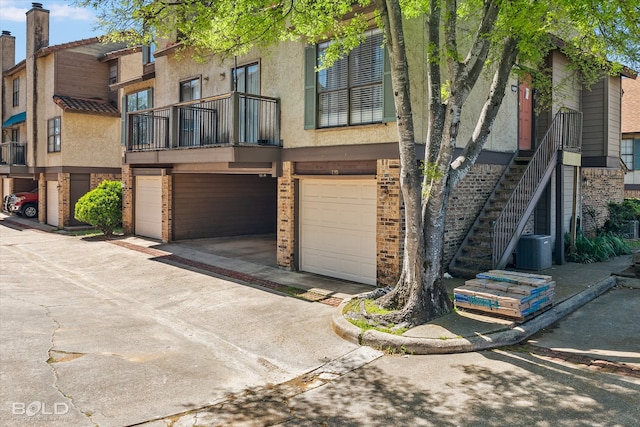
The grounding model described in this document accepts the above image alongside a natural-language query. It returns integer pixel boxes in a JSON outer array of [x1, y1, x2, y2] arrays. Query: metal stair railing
[[492, 109, 583, 269]]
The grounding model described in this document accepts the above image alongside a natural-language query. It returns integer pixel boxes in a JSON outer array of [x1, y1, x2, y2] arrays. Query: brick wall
[[38, 173, 46, 224], [444, 163, 505, 267], [121, 165, 133, 235], [624, 189, 640, 199], [277, 161, 295, 270], [161, 174, 172, 243], [581, 168, 624, 235], [58, 173, 70, 227], [90, 173, 121, 190], [377, 159, 402, 286]]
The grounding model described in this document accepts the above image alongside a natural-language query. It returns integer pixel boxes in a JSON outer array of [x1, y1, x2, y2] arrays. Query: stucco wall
[[61, 113, 122, 168], [152, 27, 520, 153], [119, 51, 145, 83]]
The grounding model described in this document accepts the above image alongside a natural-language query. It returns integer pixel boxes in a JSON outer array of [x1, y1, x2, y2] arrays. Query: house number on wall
[[331, 170, 339, 175]]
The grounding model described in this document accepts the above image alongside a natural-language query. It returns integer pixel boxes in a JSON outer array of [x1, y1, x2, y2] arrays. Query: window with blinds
[[317, 30, 384, 128]]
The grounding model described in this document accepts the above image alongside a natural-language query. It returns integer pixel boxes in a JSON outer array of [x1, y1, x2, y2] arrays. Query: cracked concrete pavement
[[2, 217, 639, 426], [0, 222, 365, 426]]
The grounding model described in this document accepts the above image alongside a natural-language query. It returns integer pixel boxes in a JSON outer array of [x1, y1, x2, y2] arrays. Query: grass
[[625, 239, 640, 249], [343, 298, 408, 335]]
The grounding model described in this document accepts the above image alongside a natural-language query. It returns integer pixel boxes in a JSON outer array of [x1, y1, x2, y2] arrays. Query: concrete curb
[[331, 276, 618, 354]]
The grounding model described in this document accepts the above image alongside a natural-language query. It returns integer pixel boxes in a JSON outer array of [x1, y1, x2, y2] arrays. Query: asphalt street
[[1, 220, 638, 426]]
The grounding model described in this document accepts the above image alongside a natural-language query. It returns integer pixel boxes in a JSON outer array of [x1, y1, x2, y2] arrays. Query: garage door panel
[[135, 176, 162, 240], [47, 181, 59, 227], [300, 179, 377, 286]]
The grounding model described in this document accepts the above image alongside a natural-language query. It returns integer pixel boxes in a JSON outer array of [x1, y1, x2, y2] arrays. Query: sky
[[0, 0, 100, 63]]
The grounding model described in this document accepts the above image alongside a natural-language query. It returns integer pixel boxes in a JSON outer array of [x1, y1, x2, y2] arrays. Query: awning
[[2, 111, 26, 128]]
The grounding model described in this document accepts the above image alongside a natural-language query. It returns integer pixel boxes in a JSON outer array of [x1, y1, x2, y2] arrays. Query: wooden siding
[[54, 51, 109, 101], [172, 174, 277, 240], [582, 79, 606, 157], [552, 52, 580, 113], [607, 76, 621, 157]]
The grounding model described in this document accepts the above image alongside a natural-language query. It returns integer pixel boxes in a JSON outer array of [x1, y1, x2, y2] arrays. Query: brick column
[[377, 159, 402, 287], [277, 161, 295, 270], [161, 173, 172, 243], [121, 165, 133, 235], [38, 173, 46, 224], [59, 172, 70, 227]]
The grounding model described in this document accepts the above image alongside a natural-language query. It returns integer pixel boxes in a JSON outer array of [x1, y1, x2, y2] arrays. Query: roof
[[100, 45, 142, 62], [53, 95, 120, 117], [1, 111, 26, 128], [35, 37, 129, 59], [622, 77, 640, 134]]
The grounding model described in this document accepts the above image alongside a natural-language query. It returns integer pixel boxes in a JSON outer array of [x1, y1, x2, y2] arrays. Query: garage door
[[46, 181, 59, 226], [135, 176, 162, 240], [300, 179, 376, 285]]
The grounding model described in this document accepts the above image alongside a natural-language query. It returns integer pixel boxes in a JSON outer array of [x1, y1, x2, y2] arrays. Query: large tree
[[80, 0, 640, 326]]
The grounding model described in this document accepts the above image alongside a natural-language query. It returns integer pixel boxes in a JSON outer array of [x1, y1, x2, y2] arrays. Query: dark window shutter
[[634, 139, 640, 171], [304, 45, 317, 130], [382, 45, 395, 123]]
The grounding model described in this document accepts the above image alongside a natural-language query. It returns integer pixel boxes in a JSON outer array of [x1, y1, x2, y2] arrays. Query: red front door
[[519, 78, 533, 150]]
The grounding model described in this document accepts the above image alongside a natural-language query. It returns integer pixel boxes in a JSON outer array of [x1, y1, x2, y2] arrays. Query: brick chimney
[[26, 2, 49, 58], [0, 30, 16, 72]]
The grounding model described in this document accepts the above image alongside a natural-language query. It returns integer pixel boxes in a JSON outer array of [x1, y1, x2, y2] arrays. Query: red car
[[3, 189, 38, 218]]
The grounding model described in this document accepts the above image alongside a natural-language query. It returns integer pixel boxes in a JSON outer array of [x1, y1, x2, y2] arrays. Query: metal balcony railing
[[0, 142, 27, 166], [126, 92, 280, 151], [492, 109, 583, 269]]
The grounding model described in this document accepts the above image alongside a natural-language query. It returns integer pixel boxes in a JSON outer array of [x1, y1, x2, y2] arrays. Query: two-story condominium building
[[116, 15, 633, 286], [0, 3, 127, 227]]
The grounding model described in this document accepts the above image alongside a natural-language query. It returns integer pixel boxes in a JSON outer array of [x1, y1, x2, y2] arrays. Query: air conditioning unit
[[516, 234, 552, 270]]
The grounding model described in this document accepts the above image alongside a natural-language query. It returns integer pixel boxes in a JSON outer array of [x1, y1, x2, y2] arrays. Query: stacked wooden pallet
[[454, 270, 555, 320]]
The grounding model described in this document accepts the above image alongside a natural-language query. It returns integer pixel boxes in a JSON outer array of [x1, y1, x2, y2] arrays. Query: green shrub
[[604, 199, 640, 234], [565, 231, 631, 263], [74, 180, 122, 237]]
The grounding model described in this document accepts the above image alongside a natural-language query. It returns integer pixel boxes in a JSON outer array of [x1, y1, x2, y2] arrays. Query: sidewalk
[[2, 213, 636, 355]]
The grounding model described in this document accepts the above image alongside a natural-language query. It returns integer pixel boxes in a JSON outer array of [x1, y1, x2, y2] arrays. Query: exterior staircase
[[448, 110, 583, 279]]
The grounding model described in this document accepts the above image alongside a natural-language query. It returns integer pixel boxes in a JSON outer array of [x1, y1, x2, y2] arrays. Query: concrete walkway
[[3, 214, 637, 355]]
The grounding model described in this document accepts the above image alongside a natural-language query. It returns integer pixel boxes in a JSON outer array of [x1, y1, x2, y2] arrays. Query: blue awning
[[2, 111, 26, 128]]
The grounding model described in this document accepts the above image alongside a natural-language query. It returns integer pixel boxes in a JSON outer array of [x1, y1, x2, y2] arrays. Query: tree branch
[[450, 37, 519, 187], [457, 0, 499, 100], [425, 0, 445, 164]]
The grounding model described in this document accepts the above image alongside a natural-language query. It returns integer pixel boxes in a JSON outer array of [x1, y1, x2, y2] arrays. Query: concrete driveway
[[0, 221, 370, 426]]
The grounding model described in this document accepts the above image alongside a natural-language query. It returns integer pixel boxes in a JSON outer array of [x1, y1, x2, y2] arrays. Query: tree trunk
[[369, 0, 453, 326]]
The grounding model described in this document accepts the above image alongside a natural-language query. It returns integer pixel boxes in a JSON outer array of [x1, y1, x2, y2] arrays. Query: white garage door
[[300, 179, 376, 285], [46, 181, 59, 227], [135, 176, 162, 240]]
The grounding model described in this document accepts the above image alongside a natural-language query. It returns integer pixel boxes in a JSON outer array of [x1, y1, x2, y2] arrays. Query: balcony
[[125, 92, 280, 155], [0, 142, 27, 166]]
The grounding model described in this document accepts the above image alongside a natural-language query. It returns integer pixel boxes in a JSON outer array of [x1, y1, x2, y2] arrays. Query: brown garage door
[[173, 174, 277, 240]]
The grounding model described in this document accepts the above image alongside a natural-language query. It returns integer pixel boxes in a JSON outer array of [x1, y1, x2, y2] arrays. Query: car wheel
[[22, 204, 37, 218]]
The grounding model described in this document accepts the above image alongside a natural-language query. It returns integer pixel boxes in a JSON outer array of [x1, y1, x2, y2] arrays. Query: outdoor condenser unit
[[516, 234, 552, 270]]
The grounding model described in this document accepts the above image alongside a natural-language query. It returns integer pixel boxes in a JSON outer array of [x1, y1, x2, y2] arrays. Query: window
[[11, 128, 19, 142], [48, 117, 61, 152], [179, 78, 201, 146], [622, 139, 633, 170], [124, 89, 153, 146], [12, 78, 19, 107], [180, 78, 201, 102], [126, 89, 151, 112], [623, 138, 640, 171], [304, 29, 393, 129], [142, 44, 155, 64], [108, 62, 118, 85], [232, 63, 260, 142]]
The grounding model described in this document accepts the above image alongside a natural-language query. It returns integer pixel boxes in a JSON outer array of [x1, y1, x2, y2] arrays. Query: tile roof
[[53, 95, 120, 117]]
